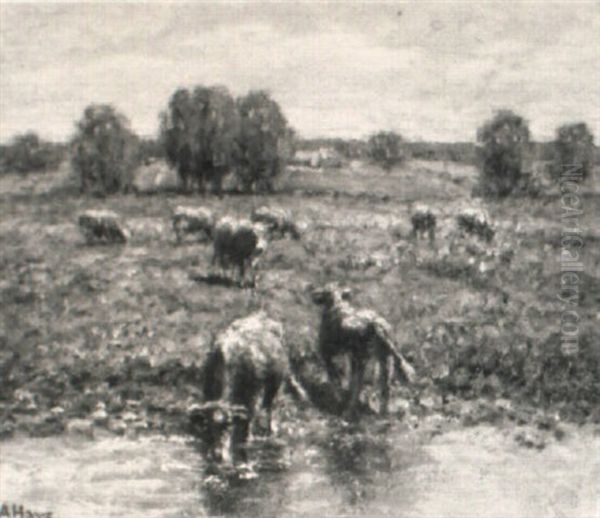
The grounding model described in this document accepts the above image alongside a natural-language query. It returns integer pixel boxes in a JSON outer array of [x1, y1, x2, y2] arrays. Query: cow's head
[[189, 401, 249, 464], [310, 282, 352, 307]]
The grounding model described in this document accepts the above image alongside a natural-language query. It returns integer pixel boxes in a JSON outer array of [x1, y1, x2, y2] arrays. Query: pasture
[[1, 159, 599, 442]]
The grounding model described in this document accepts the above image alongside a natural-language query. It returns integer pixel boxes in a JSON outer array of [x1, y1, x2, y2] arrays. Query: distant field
[[1, 159, 599, 439]]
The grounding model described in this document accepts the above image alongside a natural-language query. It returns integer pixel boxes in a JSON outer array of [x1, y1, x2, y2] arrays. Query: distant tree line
[[0, 132, 65, 174], [4, 88, 597, 199], [407, 142, 477, 164], [295, 138, 478, 165]]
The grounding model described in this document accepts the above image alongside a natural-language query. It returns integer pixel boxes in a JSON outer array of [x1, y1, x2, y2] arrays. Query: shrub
[[0, 132, 64, 174], [367, 131, 405, 171], [160, 86, 239, 195], [553, 122, 595, 181], [476, 110, 530, 197], [71, 105, 139, 195]]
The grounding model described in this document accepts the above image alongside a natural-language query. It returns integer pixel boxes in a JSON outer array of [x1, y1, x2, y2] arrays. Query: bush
[[236, 90, 293, 193], [476, 110, 530, 197], [160, 86, 239, 195], [367, 131, 405, 171], [0, 132, 64, 174], [553, 122, 595, 181], [71, 105, 139, 195]]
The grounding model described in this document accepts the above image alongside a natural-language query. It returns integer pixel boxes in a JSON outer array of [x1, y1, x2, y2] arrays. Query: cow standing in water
[[190, 312, 307, 464]]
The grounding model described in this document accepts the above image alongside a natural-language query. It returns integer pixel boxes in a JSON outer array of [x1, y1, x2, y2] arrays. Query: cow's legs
[[237, 261, 245, 287], [324, 354, 343, 390], [428, 227, 435, 244], [346, 356, 365, 420], [261, 374, 282, 435], [231, 412, 251, 464], [379, 354, 390, 416], [230, 374, 258, 464]]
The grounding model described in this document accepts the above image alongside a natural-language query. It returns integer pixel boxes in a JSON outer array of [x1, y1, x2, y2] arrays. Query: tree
[[71, 104, 138, 194], [554, 122, 594, 181], [160, 85, 239, 194], [367, 131, 404, 171], [476, 109, 530, 197], [0, 132, 64, 174], [236, 91, 291, 193]]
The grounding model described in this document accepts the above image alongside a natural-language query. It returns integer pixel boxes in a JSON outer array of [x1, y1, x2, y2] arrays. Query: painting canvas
[[1, 2, 598, 517]]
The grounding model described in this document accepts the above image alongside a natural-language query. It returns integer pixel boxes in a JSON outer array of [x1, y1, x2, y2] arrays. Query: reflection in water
[[196, 414, 407, 516], [1, 423, 598, 517], [197, 437, 292, 517], [315, 419, 394, 509]]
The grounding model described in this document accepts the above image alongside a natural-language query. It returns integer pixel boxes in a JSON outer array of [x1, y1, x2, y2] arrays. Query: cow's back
[[215, 312, 287, 392]]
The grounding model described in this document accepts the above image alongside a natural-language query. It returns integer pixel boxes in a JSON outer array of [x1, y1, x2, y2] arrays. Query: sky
[[1, 1, 599, 143]]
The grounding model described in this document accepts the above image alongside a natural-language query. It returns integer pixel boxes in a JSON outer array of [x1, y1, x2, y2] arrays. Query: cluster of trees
[[0, 132, 65, 174], [476, 110, 596, 198], [159, 86, 293, 195], [69, 86, 294, 195]]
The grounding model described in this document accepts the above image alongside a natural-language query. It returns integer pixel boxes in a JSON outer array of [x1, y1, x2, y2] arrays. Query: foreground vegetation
[[1, 158, 598, 443]]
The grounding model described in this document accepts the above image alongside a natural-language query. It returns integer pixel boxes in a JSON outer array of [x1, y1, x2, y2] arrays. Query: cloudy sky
[[1, 1, 599, 143]]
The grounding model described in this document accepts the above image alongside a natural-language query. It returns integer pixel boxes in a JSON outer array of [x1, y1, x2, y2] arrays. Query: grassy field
[[1, 160, 599, 439]]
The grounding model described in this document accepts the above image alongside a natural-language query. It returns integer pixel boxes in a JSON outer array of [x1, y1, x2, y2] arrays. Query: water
[[1, 422, 598, 518]]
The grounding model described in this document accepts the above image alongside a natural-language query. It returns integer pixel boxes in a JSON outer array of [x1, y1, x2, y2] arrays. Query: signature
[[0, 503, 53, 518]]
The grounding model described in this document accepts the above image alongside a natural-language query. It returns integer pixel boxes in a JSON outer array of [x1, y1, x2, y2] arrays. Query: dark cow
[[211, 216, 268, 284], [78, 210, 129, 245], [410, 204, 437, 243], [311, 283, 415, 419]]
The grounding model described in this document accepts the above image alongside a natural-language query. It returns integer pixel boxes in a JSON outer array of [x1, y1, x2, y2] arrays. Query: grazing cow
[[251, 206, 301, 240], [311, 283, 416, 418], [172, 206, 214, 244], [211, 217, 268, 285], [410, 204, 437, 242], [456, 207, 495, 242], [78, 210, 129, 245], [190, 312, 306, 464]]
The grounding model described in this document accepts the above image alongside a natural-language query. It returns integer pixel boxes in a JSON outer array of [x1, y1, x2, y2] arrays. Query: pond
[[1, 421, 598, 517]]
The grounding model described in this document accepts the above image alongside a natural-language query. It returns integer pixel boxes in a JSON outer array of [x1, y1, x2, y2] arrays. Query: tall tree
[[236, 91, 291, 193], [160, 85, 238, 194], [554, 122, 595, 181], [367, 131, 404, 171], [476, 109, 530, 197], [71, 104, 138, 194]]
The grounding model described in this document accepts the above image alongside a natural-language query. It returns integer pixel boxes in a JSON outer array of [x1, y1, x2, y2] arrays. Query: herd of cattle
[[78, 203, 495, 280], [76, 203, 497, 464], [78, 205, 302, 284]]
